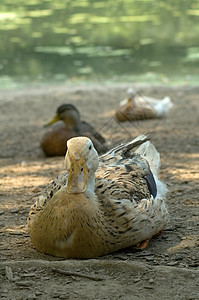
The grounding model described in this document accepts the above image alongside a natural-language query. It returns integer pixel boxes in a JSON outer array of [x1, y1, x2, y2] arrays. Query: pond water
[[1, 0, 199, 88]]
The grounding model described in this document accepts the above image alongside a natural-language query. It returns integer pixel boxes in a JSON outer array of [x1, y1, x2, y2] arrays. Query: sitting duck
[[115, 88, 173, 122], [28, 134, 169, 258], [40, 104, 107, 156]]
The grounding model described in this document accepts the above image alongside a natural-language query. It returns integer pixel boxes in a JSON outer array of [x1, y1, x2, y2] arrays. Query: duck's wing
[[100, 134, 149, 163], [97, 134, 167, 202], [96, 154, 155, 205], [95, 165, 168, 239], [94, 137, 168, 233]]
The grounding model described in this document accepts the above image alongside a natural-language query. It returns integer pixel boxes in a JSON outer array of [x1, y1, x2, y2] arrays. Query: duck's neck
[[63, 116, 81, 131], [86, 173, 95, 194]]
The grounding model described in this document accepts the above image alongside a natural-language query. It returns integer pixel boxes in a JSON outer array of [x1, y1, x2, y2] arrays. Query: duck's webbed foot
[[136, 238, 151, 250], [136, 230, 164, 250]]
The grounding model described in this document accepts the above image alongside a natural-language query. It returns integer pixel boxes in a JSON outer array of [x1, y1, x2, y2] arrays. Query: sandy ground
[[0, 83, 199, 300]]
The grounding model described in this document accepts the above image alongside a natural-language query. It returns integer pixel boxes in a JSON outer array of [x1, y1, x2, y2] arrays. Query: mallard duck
[[40, 104, 107, 156], [116, 88, 173, 122], [28, 134, 169, 258]]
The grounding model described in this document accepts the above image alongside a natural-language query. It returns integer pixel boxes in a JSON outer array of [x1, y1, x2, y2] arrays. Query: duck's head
[[44, 104, 81, 129], [65, 137, 99, 194]]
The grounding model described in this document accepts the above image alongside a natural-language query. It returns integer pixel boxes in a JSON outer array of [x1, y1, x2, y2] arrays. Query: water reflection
[[0, 0, 199, 88]]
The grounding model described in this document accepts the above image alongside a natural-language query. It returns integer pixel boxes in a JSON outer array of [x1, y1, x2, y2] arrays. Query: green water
[[1, 0, 199, 88]]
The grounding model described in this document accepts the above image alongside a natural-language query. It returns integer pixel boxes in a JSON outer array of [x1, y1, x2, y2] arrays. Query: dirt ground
[[0, 83, 198, 300]]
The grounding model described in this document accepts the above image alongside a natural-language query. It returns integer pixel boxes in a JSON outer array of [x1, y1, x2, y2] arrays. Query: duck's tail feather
[[155, 96, 174, 117], [101, 134, 149, 158], [121, 134, 149, 155], [135, 140, 168, 199], [135, 140, 160, 177]]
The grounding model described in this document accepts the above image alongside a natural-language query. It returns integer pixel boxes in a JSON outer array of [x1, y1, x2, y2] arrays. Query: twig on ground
[[51, 267, 103, 281]]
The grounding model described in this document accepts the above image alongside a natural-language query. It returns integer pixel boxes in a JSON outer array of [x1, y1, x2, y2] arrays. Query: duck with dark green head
[[40, 104, 107, 157]]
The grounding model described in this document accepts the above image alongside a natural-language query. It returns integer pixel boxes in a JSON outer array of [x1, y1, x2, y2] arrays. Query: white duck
[[116, 88, 174, 122], [28, 135, 169, 258]]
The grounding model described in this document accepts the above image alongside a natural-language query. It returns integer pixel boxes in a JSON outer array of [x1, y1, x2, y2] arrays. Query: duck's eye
[[89, 145, 92, 150]]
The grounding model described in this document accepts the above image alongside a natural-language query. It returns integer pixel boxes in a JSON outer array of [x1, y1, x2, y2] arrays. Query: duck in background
[[29, 134, 169, 258], [40, 104, 107, 156], [115, 88, 174, 122]]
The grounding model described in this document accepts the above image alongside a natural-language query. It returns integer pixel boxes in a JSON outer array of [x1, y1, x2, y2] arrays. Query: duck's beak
[[67, 156, 88, 194], [44, 113, 60, 127]]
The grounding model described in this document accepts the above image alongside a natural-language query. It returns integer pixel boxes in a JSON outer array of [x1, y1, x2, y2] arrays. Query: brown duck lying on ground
[[40, 104, 107, 156], [28, 135, 169, 258], [115, 89, 173, 122]]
